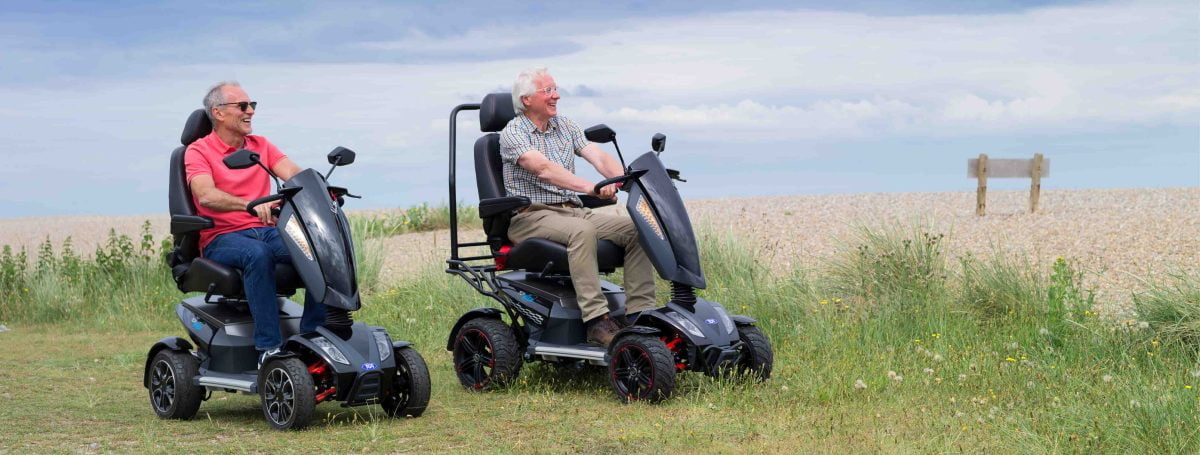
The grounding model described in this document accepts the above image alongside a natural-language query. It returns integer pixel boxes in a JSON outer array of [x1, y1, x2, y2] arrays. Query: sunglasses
[[217, 101, 258, 112]]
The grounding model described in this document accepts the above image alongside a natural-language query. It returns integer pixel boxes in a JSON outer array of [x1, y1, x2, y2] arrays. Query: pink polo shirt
[[184, 131, 287, 253]]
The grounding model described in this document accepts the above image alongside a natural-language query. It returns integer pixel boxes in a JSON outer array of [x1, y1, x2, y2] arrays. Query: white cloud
[[0, 0, 1195, 216]]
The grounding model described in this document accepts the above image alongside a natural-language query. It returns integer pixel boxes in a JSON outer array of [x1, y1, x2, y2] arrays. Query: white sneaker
[[258, 348, 281, 370]]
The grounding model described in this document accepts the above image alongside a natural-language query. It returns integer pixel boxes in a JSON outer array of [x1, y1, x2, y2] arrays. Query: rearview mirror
[[328, 146, 356, 166], [223, 149, 261, 170], [584, 124, 616, 144], [651, 133, 666, 153]]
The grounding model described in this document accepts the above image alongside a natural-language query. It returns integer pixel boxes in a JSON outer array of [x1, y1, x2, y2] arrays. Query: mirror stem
[[325, 157, 342, 180], [255, 162, 282, 191], [612, 139, 627, 171]]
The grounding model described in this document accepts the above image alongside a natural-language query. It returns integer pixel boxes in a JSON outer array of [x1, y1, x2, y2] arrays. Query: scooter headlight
[[712, 305, 735, 335], [283, 217, 314, 261], [666, 311, 705, 339], [311, 336, 349, 365], [373, 331, 392, 361]]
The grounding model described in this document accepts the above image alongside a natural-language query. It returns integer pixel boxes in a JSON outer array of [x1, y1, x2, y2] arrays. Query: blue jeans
[[203, 227, 326, 351]]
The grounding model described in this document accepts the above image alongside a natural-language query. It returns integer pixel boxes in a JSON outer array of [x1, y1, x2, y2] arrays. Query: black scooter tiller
[[443, 93, 774, 402], [144, 110, 431, 430]]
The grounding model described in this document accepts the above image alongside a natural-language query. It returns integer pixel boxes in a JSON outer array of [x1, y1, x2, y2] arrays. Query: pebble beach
[[2, 187, 1196, 319]]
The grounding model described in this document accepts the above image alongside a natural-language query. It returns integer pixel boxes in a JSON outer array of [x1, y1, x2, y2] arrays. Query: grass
[[0, 214, 1197, 453]]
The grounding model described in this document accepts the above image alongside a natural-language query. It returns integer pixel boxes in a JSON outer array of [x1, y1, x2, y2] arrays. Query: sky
[[0, 0, 1195, 217]]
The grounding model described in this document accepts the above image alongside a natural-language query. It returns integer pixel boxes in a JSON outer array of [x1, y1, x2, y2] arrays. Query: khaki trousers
[[508, 204, 658, 322]]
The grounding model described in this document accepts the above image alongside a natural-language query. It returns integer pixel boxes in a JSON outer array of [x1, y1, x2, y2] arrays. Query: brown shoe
[[586, 315, 622, 347]]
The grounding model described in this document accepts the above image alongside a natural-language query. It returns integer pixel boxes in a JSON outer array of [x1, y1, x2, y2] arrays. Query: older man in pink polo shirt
[[184, 81, 324, 368]]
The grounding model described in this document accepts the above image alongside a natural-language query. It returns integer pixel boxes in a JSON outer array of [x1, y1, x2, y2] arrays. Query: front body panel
[[279, 169, 360, 311], [625, 152, 706, 289]]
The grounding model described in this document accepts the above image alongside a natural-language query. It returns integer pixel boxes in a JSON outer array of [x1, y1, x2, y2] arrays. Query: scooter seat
[[176, 257, 302, 297], [505, 238, 624, 274]]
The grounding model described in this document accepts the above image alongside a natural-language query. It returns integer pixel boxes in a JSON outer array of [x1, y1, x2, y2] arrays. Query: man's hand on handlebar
[[253, 202, 279, 226], [593, 183, 619, 200]]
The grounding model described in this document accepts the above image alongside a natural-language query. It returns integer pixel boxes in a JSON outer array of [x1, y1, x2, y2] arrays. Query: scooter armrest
[[170, 214, 214, 234], [578, 194, 616, 209], [479, 196, 531, 218]]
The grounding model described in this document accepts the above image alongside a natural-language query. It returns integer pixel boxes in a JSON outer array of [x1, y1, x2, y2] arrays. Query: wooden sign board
[[969, 154, 1048, 216], [968, 158, 1049, 178]]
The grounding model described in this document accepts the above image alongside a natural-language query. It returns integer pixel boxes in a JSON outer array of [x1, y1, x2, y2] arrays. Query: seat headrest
[[479, 92, 517, 133], [180, 108, 213, 146]]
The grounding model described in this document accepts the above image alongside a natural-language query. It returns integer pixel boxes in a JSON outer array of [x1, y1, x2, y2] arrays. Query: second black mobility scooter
[[444, 93, 774, 402], [143, 109, 431, 430]]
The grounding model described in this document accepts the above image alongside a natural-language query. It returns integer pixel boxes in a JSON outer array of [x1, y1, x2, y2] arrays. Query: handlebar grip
[[245, 194, 286, 216], [593, 169, 648, 195]]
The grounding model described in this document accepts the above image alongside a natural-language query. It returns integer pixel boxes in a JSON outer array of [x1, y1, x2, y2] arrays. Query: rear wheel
[[381, 347, 431, 418], [452, 318, 522, 390], [608, 334, 676, 403], [148, 349, 203, 420], [259, 357, 315, 430], [736, 326, 774, 381]]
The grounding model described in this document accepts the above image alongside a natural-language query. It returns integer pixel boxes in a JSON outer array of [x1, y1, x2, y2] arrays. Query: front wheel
[[736, 326, 774, 381], [148, 349, 203, 420], [381, 346, 431, 418], [608, 334, 676, 403], [452, 318, 522, 391], [259, 357, 315, 430]]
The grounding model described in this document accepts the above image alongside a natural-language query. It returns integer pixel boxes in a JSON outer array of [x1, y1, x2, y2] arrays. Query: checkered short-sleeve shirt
[[499, 114, 589, 205]]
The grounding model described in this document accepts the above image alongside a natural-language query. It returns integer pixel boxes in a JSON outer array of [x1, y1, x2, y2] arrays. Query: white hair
[[511, 67, 550, 114], [202, 81, 241, 123]]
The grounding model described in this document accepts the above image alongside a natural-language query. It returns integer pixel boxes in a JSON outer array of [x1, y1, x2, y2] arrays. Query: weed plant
[[349, 203, 478, 238]]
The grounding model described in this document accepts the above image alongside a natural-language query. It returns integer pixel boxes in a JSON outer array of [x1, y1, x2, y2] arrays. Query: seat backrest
[[168, 109, 214, 265], [474, 92, 516, 199], [473, 93, 518, 249]]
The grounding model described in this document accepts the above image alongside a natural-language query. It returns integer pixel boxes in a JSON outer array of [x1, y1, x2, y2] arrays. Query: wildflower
[[1137, 321, 1150, 329], [854, 379, 867, 390], [1129, 399, 1141, 408], [958, 374, 967, 382], [935, 377, 943, 384], [1187, 385, 1193, 390], [1007, 341, 1019, 350], [923, 368, 934, 375], [1005, 357, 1017, 362], [931, 332, 941, 339], [834, 298, 842, 304], [1102, 374, 1113, 383], [1026, 381, 1035, 389], [819, 299, 828, 305], [405, 318, 417, 324], [781, 385, 790, 391], [1038, 328, 1051, 337], [1191, 370, 1200, 378]]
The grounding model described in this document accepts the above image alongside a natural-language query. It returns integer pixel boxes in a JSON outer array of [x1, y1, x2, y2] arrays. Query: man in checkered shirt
[[499, 67, 658, 347]]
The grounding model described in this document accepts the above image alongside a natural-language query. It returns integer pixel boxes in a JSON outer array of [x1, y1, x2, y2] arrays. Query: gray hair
[[511, 67, 549, 114], [202, 81, 240, 123]]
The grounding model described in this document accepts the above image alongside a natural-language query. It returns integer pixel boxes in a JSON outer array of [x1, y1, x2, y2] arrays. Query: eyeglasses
[[217, 101, 258, 112], [531, 86, 558, 96]]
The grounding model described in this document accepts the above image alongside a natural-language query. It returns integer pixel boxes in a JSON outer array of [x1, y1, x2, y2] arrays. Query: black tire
[[148, 349, 203, 420], [736, 325, 774, 381], [608, 334, 676, 403], [452, 318, 522, 391], [259, 357, 315, 431], [381, 347, 431, 418]]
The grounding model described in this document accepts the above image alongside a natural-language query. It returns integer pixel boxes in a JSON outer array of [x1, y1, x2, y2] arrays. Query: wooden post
[[1029, 153, 1043, 213], [976, 153, 988, 216]]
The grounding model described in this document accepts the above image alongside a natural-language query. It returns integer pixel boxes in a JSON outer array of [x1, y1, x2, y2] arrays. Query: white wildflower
[[854, 379, 867, 390]]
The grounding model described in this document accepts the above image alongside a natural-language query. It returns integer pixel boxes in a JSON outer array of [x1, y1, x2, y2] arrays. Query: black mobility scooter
[[444, 93, 774, 402], [143, 109, 430, 430]]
